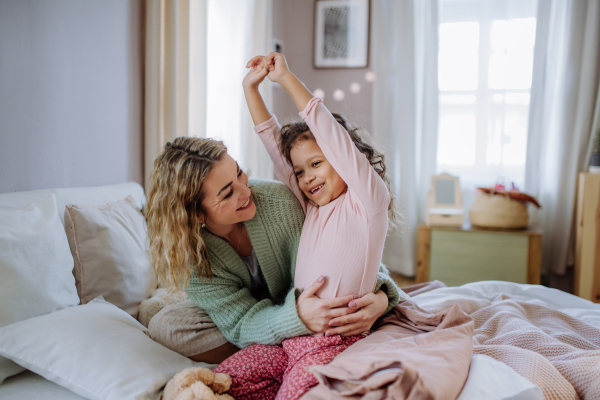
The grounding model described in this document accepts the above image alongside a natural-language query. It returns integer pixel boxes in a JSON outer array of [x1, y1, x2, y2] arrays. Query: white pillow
[[0, 298, 210, 400], [457, 354, 544, 400], [64, 196, 157, 317], [0, 182, 145, 226], [0, 194, 79, 383]]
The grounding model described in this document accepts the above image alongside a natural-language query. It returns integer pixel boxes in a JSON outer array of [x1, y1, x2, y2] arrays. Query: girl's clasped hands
[[242, 52, 288, 89]]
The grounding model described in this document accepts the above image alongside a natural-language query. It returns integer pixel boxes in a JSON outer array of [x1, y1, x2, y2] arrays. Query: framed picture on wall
[[313, 0, 370, 68]]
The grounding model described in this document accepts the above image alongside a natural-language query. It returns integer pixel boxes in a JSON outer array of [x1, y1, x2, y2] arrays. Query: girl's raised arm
[[264, 52, 313, 112], [243, 56, 272, 126], [243, 56, 307, 211], [300, 99, 390, 217], [265, 53, 389, 217]]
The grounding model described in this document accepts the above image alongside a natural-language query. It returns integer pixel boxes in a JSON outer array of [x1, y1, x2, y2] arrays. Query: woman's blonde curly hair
[[145, 137, 227, 290]]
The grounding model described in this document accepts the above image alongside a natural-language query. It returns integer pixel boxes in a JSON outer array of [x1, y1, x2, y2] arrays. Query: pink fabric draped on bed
[[304, 300, 475, 399], [302, 293, 600, 400]]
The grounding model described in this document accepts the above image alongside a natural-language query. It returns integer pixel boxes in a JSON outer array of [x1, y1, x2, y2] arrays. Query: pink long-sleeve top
[[255, 97, 390, 299]]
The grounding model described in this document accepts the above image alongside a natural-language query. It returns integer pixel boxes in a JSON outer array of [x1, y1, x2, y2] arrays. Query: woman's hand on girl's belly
[[324, 290, 388, 336], [296, 276, 358, 333]]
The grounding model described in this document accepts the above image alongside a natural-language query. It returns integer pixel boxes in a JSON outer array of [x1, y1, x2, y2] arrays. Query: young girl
[[213, 53, 407, 400]]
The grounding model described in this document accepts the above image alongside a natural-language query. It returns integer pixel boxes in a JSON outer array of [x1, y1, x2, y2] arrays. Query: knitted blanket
[[302, 294, 600, 400], [423, 295, 600, 400]]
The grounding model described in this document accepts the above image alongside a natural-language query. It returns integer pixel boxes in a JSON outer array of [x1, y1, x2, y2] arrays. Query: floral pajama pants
[[213, 334, 363, 400]]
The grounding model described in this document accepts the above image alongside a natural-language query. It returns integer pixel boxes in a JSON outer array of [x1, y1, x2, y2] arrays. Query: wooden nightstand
[[416, 224, 542, 286], [575, 172, 600, 303]]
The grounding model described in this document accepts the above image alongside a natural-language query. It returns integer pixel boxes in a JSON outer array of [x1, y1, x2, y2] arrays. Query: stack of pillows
[[0, 187, 205, 399]]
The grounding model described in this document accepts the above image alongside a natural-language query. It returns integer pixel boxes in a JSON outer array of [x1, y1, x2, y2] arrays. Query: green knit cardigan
[[186, 179, 406, 349]]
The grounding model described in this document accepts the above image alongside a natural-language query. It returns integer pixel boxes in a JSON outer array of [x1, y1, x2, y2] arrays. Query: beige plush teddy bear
[[138, 288, 187, 328], [163, 367, 234, 400]]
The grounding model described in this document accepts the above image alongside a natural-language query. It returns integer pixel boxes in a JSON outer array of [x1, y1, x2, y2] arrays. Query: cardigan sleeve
[[186, 262, 406, 347], [186, 180, 311, 348], [186, 269, 312, 349], [373, 263, 410, 314]]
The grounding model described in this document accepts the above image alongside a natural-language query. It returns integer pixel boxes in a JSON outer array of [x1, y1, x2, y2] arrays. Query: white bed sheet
[[411, 280, 600, 328], [457, 354, 544, 400]]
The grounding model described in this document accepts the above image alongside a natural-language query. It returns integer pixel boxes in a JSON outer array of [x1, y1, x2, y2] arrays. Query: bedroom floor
[[390, 273, 416, 288]]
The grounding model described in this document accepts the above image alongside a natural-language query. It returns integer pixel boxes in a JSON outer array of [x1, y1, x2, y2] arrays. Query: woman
[[145, 137, 404, 363]]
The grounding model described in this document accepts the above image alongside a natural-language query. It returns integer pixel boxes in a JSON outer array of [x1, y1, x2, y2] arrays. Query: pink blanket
[[301, 294, 600, 400], [302, 300, 475, 399], [425, 295, 600, 400]]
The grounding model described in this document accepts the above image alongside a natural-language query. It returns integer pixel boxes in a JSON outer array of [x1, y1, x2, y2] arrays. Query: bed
[[0, 182, 598, 400]]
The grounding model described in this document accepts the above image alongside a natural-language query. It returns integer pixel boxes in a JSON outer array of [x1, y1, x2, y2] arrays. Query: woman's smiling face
[[290, 138, 347, 206], [200, 153, 256, 229]]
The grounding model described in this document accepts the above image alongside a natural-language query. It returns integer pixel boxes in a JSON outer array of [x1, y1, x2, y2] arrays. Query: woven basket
[[469, 192, 529, 229]]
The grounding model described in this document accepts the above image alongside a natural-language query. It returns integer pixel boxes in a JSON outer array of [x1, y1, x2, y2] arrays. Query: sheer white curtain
[[206, 0, 274, 180], [145, 0, 208, 185], [145, 0, 273, 184], [525, 0, 600, 275], [372, 0, 439, 276]]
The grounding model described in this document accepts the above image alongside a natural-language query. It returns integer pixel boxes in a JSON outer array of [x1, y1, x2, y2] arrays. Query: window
[[437, 0, 537, 190]]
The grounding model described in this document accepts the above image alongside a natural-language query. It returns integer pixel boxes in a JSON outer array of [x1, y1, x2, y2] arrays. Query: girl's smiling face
[[290, 138, 347, 206]]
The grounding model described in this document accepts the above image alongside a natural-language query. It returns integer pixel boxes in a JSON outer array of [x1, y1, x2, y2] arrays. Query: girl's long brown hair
[[145, 137, 227, 289], [280, 114, 405, 233]]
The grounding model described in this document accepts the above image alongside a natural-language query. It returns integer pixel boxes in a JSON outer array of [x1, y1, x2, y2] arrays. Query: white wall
[[0, 0, 144, 194]]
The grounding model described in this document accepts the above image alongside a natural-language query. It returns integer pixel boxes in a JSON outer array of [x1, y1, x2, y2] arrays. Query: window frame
[[437, 0, 537, 188]]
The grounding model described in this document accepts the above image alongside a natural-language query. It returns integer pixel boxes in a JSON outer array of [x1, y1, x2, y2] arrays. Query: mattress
[[1, 281, 597, 400], [0, 370, 86, 400]]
